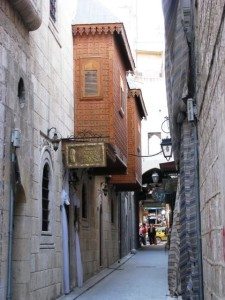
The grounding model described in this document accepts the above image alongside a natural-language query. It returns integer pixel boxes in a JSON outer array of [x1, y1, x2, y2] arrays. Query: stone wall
[[196, 1, 225, 298], [77, 174, 119, 281], [0, 0, 75, 299]]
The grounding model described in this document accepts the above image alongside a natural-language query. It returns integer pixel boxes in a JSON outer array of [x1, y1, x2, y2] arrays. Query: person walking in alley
[[139, 223, 147, 245], [148, 224, 156, 245]]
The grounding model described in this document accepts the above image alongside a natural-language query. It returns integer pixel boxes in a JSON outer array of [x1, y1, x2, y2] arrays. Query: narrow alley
[[59, 244, 174, 300], [3, 0, 225, 299]]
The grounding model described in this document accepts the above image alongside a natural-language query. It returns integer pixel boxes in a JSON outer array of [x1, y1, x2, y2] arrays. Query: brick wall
[[111, 93, 142, 187], [112, 40, 128, 160]]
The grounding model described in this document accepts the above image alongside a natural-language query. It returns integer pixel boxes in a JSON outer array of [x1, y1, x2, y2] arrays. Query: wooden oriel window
[[81, 59, 101, 98]]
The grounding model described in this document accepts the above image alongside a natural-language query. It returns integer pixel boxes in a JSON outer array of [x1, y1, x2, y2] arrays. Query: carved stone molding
[[8, 0, 42, 31]]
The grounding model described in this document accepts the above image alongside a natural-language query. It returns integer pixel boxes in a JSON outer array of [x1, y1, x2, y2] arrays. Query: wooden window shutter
[[81, 59, 101, 98], [120, 76, 126, 115], [84, 70, 98, 96]]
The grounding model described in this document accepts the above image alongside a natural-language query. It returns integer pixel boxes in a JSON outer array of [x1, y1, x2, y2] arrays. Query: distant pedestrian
[[148, 224, 156, 245], [139, 223, 147, 245]]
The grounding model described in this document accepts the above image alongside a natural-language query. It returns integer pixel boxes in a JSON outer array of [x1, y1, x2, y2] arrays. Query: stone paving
[[59, 243, 182, 300]]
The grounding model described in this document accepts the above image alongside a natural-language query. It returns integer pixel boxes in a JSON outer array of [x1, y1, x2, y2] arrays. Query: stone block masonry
[[0, 0, 75, 299], [196, 1, 225, 299]]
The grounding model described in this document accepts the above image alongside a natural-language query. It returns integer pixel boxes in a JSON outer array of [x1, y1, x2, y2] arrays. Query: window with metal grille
[[120, 87, 126, 112], [42, 163, 50, 231], [50, 0, 56, 22], [84, 70, 98, 96], [18, 78, 25, 108], [82, 184, 87, 219], [120, 76, 126, 115]]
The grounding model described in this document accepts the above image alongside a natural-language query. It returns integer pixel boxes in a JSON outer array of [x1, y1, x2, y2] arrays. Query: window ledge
[[41, 231, 52, 236], [40, 232, 54, 249], [81, 95, 103, 101], [40, 243, 55, 250]]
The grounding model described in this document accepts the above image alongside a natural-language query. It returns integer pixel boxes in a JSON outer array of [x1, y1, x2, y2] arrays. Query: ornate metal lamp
[[47, 127, 61, 151], [160, 137, 172, 161], [152, 172, 159, 184]]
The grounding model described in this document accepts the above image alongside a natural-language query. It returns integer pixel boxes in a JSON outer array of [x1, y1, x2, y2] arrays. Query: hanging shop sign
[[65, 142, 106, 168], [152, 187, 165, 203]]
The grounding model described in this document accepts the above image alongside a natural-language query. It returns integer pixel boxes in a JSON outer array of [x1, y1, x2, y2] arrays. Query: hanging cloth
[[70, 186, 83, 288], [61, 172, 70, 294]]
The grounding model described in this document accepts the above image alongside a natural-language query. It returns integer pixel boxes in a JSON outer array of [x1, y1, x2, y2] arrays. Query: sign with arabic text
[[65, 142, 106, 168]]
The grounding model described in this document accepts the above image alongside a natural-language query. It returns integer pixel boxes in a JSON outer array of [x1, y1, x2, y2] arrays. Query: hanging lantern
[[160, 138, 172, 161]]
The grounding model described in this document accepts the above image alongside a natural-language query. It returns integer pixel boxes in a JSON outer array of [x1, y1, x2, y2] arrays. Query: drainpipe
[[193, 124, 204, 300], [6, 129, 21, 300]]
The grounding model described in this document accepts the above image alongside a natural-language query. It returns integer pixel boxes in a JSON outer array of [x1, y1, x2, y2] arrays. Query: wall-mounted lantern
[[47, 127, 61, 151]]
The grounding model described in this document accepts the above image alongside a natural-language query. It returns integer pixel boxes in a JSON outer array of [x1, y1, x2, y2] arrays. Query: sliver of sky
[[98, 0, 164, 52]]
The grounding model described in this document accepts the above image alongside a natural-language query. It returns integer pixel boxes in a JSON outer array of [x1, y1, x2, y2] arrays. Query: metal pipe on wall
[[6, 144, 15, 300]]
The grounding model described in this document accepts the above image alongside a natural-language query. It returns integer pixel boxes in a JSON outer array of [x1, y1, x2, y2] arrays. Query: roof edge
[[128, 89, 148, 118], [72, 23, 135, 71]]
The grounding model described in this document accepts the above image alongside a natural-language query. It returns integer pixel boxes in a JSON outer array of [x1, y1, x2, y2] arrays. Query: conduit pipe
[[6, 144, 15, 299], [7, 129, 21, 299]]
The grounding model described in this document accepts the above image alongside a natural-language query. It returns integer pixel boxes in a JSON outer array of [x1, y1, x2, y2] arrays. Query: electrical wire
[[129, 150, 163, 157]]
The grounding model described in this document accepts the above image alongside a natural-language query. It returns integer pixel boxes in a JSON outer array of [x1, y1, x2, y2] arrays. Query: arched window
[[18, 78, 25, 107], [42, 163, 50, 231], [111, 197, 114, 223], [82, 184, 87, 219]]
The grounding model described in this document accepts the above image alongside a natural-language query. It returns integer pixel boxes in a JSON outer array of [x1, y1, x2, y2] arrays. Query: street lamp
[[160, 137, 172, 161], [152, 172, 159, 184], [47, 127, 61, 151]]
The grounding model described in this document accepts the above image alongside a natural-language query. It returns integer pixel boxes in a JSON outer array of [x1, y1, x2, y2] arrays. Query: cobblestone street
[[59, 244, 178, 300]]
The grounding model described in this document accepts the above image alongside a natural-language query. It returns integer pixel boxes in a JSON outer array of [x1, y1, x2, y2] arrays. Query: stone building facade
[[63, 0, 145, 293], [0, 0, 75, 299], [195, 1, 225, 299], [163, 0, 225, 299], [162, 1, 203, 299]]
